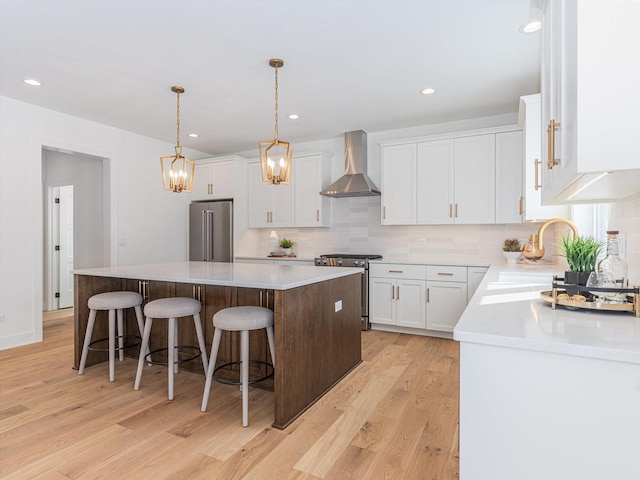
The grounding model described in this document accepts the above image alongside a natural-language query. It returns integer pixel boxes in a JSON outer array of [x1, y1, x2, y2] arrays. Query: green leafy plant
[[502, 238, 522, 252], [279, 238, 295, 249], [560, 235, 604, 272]]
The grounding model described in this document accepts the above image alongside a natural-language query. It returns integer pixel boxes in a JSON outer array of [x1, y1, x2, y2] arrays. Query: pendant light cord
[[273, 66, 279, 142]]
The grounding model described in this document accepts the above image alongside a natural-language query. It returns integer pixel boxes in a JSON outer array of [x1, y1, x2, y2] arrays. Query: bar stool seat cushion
[[144, 297, 201, 318], [88, 291, 143, 310], [213, 306, 274, 331]]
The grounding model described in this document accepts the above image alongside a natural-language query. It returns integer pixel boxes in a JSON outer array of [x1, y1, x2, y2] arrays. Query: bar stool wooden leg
[[134, 316, 153, 391], [78, 309, 97, 375], [168, 317, 176, 400], [117, 308, 124, 362], [193, 313, 209, 373], [108, 309, 116, 382], [241, 329, 249, 427], [201, 328, 222, 412]]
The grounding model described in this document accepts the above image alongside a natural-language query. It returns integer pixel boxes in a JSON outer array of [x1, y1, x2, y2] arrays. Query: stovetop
[[318, 254, 383, 260]]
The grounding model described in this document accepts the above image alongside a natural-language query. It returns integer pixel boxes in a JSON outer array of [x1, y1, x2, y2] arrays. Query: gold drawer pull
[[389, 270, 403, 273], [547, 120, 560, 169], [437, 272, 454, 276]]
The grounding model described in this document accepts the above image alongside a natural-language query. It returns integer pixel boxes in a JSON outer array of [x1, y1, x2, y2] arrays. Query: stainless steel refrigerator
[[189, 200, 233, 262]]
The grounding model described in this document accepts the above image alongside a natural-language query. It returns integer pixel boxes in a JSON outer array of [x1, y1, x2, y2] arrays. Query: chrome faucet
[[536, 217, 579, 251]]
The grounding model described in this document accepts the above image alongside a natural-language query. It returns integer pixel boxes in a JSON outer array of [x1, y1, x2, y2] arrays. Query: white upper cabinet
[[495, 131, 523, 224], [247, 161, 294, 228], [454, 135, 495, 224], [293, 153, 332, 227], [192, 158, 236, 200], [541, 0, 640, 204], [381, 143, 416, 225], [518, 94, 569, 221], [416, 139, 454, 224]]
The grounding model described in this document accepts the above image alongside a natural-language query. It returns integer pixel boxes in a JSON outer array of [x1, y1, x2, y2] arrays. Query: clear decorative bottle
[[597, 230, 628, 302]]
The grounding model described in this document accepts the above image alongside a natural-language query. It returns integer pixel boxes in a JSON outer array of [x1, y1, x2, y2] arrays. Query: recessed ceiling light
[[288, 114, 300, 120], [519, 20, 541, 33], [24, 78, 42, 86], [188, 133, 199, 138], [421, 88, 436, 95]]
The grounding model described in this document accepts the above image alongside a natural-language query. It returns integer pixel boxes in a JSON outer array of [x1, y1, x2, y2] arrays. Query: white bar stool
[[201, 306, 275, 427], [134, 297, 208, 400], [78, 291, 145, 382]]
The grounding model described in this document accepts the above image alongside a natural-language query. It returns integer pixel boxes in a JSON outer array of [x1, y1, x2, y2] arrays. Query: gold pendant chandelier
[[160, 86, 195, 193], [259, 58, 292, 185]]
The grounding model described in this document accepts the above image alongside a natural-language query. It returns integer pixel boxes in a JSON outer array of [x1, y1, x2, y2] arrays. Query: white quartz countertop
[[454, 263, 640, 364], [74, 261, 362, 290]]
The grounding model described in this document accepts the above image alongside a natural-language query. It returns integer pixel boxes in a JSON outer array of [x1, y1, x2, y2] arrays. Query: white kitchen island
[[74, 262, 363, 429], [454, 264, 640, 480]]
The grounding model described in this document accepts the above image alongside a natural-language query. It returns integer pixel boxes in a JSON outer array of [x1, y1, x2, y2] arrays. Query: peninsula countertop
[[74, 261, 363, 290], [453, 263, 640, 364]]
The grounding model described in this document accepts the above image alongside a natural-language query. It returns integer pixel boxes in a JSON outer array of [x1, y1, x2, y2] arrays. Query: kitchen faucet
[[536, 217, 579, 254]]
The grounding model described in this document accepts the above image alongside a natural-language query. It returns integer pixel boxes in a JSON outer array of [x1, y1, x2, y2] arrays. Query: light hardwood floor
[[0, 310, 459, 479]]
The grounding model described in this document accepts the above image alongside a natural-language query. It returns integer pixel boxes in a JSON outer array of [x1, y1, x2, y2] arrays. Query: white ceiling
[[0, 0, 540, 156]]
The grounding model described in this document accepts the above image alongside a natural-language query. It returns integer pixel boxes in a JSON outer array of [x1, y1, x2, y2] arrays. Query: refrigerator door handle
[[205, 209, 215, 261]]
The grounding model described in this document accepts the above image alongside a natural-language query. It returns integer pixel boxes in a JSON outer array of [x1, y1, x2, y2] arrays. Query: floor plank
[[0, 310, 459, 479]]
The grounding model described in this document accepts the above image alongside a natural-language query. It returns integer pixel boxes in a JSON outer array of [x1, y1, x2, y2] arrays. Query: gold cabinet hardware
[[389, 270, 403, 273], [426, 287, 430, 303], [519, 196, 524, 216], [396, 285, 400, 299], [266, 211, 269, 223], [449, 204, 453, 218], [316, 209, 319, 221], [383, 206, 386, 220], [455, 203, 458, 218], [437, 272, 454, 276], [547, 120, 560, 169], [391, 284, 395, 299], [138, 280, 149, 300], [534, 159, 542, 190]]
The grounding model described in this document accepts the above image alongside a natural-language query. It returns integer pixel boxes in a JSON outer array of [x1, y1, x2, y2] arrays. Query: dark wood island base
[[74, 270, 362, 429]]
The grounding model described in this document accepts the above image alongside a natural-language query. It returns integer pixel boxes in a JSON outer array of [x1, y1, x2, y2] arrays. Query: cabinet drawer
[[369, 263, 426, 280], [426, 265, 467, 282]]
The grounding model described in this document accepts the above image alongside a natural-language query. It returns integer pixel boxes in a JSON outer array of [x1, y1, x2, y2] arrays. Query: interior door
[[58, 185, 74, 308]]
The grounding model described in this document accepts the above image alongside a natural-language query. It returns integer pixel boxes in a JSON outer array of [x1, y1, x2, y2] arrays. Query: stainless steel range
[[314, 254, 382, 331]]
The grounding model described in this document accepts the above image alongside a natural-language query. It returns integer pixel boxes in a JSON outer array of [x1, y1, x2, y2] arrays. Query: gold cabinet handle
[[455, 203, 458, 218], [437, 272, 454, 276], [534, 159, 542, 190], [449, 204, 453, 218], [389, 270, 403, 273], [426, 287, 430, 303], [396, 286, 400, 300], [391, 284, 395, 299], [316, 209, 320, 222], [547, 120, 560, 169], [383, 206, 386, 220], [519, 196, 524, 216]]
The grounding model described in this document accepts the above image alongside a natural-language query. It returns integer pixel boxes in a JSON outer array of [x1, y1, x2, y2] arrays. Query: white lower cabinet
[[467, 266, 488, 303], [370, 263, 478, 336], [426, 265, 468, 333], [369, 264, 426, 328]]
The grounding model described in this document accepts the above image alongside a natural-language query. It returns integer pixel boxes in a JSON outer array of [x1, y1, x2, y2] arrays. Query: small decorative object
[[268, 230, 280, 252], [522, 234, 544, 260], [561, 235, 604, 295], [502, 238, 522, 264], [279, 238, 295, 255]]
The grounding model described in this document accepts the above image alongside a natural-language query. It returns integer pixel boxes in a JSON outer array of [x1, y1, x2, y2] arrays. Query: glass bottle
[[597, 230, 628, 302]]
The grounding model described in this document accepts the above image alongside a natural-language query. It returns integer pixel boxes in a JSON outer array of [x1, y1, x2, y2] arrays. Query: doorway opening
[[42, 147, 109, 311]]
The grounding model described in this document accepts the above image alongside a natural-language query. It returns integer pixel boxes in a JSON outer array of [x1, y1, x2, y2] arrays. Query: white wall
[[0, 96, 209, 349]]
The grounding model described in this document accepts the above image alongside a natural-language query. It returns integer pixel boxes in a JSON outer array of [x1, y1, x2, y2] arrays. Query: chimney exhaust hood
[[320, 130, 381, 198]]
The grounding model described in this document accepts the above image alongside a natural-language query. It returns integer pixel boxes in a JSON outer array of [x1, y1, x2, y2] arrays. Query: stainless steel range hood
[[320, 130, 381, 197]]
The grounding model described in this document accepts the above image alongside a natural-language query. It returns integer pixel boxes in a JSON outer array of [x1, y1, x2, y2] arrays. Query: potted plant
[[560, 235, 604, 294], [279, 238, 295, 255], [502, 238, 522, 264]]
